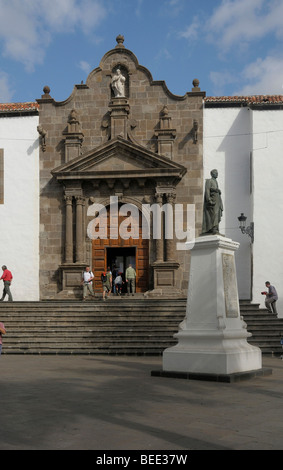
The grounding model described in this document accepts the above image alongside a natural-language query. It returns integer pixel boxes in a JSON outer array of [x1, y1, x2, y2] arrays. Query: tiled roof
[[0, 102, 39, 113], [205, 95, 283, 105]]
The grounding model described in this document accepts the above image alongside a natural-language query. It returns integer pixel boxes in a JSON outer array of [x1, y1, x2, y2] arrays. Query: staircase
[[1, 298, 282, 355], [0, 298, 186, 355], [240, 301, 283, 355]]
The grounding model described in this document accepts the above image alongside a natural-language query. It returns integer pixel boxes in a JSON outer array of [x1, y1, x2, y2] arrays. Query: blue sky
[[1, 0, 283, 103]]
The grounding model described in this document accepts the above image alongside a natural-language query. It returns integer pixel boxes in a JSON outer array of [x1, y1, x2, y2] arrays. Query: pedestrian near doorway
[[262, 281, 278, 314], [82, 266, 95, 301], [112, 265, 118, 294], [126, 264, 136, 296], [114, 272, 123, 295], [0, 321, 6, 356], [102, 267, 112, 301], [0, 265, 13, 302]]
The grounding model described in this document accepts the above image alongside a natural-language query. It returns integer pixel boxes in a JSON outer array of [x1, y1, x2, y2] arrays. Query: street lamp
[[238, 213, 254, 243]]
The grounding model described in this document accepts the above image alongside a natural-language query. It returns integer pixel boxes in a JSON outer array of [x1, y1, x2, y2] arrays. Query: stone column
[[165, 192, 176, 261], [63, 109, 84, 163], [109, 98, 130, 140], [75, 196, 85, 263], [64, 195, 73, 263], [154, 106, 176, 159], [155, 193, 164, 262]]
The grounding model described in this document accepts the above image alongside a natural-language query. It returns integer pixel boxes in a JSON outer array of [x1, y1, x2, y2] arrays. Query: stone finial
[[42, 86, 51, 98], [192, 79, 200, 91], [116, 35, 125, 48], [67, 109, 83, 134], [161, 105, 169, 117], [69, 109, 79, 124]]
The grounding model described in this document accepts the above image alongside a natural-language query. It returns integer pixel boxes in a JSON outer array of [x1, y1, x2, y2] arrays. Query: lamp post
[[238, 213, 254, 243]]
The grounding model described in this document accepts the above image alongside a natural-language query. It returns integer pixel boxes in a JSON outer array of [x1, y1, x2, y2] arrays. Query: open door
[[92, 205, 149, 293]]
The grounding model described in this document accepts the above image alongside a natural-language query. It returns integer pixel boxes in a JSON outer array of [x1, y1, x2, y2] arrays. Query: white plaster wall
[[0, 115, 39, 301], [204, 107, 253, 299], [252, 110, 283, 315]]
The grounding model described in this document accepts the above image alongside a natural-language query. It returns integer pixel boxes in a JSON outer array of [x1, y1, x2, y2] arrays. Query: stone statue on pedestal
[[202, 169, 223, 235], [111, 69, 126, 97]]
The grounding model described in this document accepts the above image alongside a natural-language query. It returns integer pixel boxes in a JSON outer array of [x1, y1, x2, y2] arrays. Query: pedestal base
[[160, 235, 265, 379], [162, 332, 262, 375], [152, 367, 272, 383]]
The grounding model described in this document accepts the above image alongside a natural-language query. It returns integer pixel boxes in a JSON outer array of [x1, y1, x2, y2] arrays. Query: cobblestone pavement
[[0, 354, 282, 450]]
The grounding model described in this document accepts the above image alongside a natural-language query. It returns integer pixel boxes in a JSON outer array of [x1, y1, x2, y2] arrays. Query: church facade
[[1, 37, 283, 313], [36, 36, 204, 299]]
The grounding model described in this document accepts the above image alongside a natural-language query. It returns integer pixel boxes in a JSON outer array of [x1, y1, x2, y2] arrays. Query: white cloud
[[210, 70, 238, 96], [234, 56, 283, 96], [165, 0, 185, 16], [179, 16, 200, 41], [207, 0, 283, 51], [155, 48, 173, 62], [0, 0, 107, 72], [79, 60, 92, 76], [179, 0, 283, 96], [0, 71, 14, 103], [180, 0, 283, 51]]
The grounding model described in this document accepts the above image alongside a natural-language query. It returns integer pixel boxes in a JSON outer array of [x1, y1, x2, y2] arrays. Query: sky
[[1, 0, 283, 103]]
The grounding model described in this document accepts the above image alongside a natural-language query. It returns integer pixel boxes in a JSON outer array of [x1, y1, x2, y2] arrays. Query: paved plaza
[[0, 354, 282, 451]]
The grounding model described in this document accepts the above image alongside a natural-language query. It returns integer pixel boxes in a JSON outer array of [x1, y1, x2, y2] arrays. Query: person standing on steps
[[81, 266, 95, 301], [126, 264, 136, 296], [0, 265, 13, 302], [114, 272, 123, 296], [102, 267, 112, 301], [262, 281, 278, 315]]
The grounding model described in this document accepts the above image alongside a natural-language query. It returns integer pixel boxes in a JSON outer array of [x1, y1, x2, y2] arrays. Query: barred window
[[0, 150, 3, 204]]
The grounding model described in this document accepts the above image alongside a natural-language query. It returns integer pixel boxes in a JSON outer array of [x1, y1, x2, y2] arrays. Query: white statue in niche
[[111, 68, 126, 97]]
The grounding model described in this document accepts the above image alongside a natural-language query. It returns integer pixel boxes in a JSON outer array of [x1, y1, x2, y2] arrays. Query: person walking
[[114, 272, 123, 296], [126, 264, 136, 296], [102, 267, 112, 301], [262, 281, 278, 314], [112, 265, 118, 295], [0, 265, 13, 302], [81, 266, 95, 301], [0, 321, 6, 356]]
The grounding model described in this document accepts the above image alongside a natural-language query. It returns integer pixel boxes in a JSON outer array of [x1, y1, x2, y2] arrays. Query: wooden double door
[[92, 205, 149, 292]]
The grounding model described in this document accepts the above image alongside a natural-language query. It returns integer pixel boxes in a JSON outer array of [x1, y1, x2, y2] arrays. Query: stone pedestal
[[58, 263, 86, 299], [145, 261, 182, 298], [160, 235, 265, 380]]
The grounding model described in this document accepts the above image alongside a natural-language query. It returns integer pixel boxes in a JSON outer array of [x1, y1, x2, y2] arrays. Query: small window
[[0, 150, 3, 204]]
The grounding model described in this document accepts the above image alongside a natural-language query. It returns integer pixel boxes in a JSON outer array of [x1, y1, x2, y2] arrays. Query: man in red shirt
[[0, 265, 13, 301]]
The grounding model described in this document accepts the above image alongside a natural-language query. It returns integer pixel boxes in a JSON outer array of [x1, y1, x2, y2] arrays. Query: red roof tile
[[205, 95, 283, 105], [0, 102, 39, 113]]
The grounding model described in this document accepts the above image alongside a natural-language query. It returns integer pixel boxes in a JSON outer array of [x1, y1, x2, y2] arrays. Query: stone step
[[240, 301, 283, 354], [0, 299, 186, 355], [1, 299, 282, 355]]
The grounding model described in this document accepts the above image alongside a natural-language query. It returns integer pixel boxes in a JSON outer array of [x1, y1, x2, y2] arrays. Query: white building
[[204, 95, 283, 315], [0, 103, 39, 300]]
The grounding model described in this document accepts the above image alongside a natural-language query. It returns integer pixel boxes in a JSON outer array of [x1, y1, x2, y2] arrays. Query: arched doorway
[[92, 204, 149, 293]]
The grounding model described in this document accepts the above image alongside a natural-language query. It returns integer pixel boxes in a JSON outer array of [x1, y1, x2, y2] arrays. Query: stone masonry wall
[[37, 38, 204, 298]]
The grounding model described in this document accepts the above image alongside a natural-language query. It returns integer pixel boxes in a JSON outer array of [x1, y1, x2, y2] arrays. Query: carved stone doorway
[[91, 205, 149, 293]]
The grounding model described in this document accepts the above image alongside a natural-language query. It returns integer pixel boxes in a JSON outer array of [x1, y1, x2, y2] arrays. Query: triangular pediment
[[52, 136, 186, 183]]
